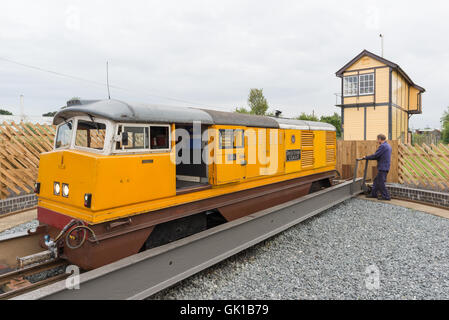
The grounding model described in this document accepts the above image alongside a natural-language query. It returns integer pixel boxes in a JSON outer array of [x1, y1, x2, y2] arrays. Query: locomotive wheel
[[141, 211, 227, 251]]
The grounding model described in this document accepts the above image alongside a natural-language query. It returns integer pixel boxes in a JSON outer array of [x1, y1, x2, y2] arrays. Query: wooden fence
[[1, 124, 448, 199], [398, 143, 449, 191], [336, 140, 399, 183], [337, 140, 449, 192], [0, 122, 55, 199]]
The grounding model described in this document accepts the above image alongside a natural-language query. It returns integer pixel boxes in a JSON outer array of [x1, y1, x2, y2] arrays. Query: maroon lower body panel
[[37, 208, 154, 270], [38, 207, 73, 230], [37, 171, 335, 270]]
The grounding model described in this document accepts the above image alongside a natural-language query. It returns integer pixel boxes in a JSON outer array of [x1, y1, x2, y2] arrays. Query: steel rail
[[0, 260, 63, 283], [0, 230, 32, 242], [1, 273, 68, 300], [0, 261, 68, 300], [14, 179, 362, 300]]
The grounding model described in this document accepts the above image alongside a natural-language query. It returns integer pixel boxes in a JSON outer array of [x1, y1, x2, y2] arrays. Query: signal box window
[[359, 73, 374, 95], [150, 126, 169, 150], [75, 120, 106, 150], [343, 75, 358, 96]]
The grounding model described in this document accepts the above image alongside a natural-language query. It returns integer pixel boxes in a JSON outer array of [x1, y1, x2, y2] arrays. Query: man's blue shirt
[[366, 142, 392, 171]]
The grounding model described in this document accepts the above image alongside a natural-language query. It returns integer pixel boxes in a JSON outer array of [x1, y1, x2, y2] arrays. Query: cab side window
[[150, 126, 169, 150], [117, 126, 149, 150], [55, 121, 73, 149], [115, 124, 170, 151]]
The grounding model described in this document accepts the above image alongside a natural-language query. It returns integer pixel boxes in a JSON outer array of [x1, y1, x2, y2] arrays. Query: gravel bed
[[25, 265, 66, 283], [151, 198, 449, 300], [0, 220, 39, 237]]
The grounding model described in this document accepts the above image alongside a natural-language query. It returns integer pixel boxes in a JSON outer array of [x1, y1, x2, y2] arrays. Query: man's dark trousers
[[371, 170, 390, 200]]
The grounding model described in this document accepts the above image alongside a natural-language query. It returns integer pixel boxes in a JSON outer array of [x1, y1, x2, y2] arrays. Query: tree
[[247, 88, 269, 115], [43, 111, 57, 117], [296, 112, 319, 122], [0, 109, 12, 115], [234, 106, 250, 114], [236, 88, 270, 116], [320, 112, 342, 138], [441, 107, 449, 144], [296, 112, 342, 138]]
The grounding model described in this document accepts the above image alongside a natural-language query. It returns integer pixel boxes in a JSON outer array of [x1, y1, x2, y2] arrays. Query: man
[[362, 134, 392, 201]]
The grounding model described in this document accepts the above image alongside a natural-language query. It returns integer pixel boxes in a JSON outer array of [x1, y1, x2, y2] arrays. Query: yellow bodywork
[[37, 126, 336, 224]]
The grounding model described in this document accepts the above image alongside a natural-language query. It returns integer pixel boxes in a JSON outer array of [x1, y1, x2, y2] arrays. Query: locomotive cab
[[36, 100, 217, 225]]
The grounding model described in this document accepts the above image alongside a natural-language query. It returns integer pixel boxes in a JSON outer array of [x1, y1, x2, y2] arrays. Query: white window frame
[[54, 116, 114, 155], [112, 123, 171, 154], [73, 117, 114, 154], [343, 73, 375, 97], [343, 75, 358, 97], [54, 120, 74, 151], [359, 73, 374, 96]]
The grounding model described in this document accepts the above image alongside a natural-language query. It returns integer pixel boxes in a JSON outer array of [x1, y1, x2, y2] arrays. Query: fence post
[[0, 147, 4, 199], [390, 140, 399, 183]]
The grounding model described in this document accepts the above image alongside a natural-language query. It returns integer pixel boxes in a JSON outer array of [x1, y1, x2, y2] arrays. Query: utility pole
[[106, 61, 111, 99], [379, 34, 384, 57], [20, 94, 24, 122]]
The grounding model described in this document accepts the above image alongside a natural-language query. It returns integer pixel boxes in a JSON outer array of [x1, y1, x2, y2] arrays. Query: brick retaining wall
[[0, 194, 37, 215], [387, 184, 449, 209]]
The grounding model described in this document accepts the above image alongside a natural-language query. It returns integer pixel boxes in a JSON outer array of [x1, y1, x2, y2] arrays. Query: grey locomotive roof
[[53, 99, 336, 131], [271, 117, 336, 131], [54, 99, 214, 125], [272, 118, 309, 130], [200, 109, 279, 128]]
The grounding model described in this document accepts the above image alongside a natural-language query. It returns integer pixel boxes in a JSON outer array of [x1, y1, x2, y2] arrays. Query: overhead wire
[[0, 56, 232, 111]]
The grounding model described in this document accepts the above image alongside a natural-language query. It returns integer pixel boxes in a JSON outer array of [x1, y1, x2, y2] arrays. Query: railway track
[[0, 259, 69, 300], [0, 231, 44, 269], [0, 230, 72, 299], [11, 179, 362, 300]]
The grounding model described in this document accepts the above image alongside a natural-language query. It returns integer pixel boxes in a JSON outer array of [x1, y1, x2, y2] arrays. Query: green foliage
[[0, 109, 13, 115], [234, 106, 251, 114], [25, 123, 38, 135], [295, 112, 342, 138], [248, 88, 269, 115], [296, 112, 319, 122], [43, 111, 57, 117], [235, 88, 270, 116], [320, 112, 342, 138], [442, 107, 449, 144], [412, 133, 439, 146]]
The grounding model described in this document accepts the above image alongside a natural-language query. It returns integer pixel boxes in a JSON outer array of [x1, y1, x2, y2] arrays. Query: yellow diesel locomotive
[[35, 99, 337, 269]]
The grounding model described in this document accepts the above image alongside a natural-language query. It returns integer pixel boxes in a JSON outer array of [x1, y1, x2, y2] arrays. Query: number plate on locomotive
[[286, 149, 301, 162]]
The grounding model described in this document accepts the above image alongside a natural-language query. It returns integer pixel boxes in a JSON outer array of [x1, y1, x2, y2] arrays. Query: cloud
[[0, 0, 447, 128]]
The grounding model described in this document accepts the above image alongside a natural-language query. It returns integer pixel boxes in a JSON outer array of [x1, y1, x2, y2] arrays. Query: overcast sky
[[0, 0, 447, 129]]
